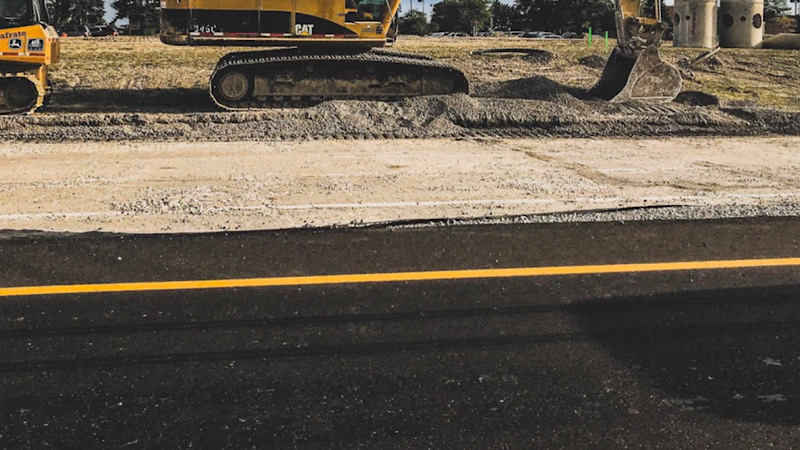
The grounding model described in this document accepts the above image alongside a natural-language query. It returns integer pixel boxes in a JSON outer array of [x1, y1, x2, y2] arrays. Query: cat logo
[[9, 38, 23, 50], [295, 24, 314, 35]]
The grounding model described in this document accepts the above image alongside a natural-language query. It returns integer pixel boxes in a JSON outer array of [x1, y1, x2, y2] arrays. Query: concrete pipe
[[718, 0, 764, 48], [673, 0, 718, 48]]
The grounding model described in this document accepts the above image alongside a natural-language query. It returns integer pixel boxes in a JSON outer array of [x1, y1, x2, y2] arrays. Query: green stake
[[588, 27, 592, 46], [605, 31, 608, 51]]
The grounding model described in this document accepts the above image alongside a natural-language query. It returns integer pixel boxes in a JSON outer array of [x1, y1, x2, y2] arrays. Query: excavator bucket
[[588, 46, 682, 103]]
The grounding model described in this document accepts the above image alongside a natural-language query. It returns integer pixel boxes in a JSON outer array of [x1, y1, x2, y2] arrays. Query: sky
[[104, 1, 115, 23]]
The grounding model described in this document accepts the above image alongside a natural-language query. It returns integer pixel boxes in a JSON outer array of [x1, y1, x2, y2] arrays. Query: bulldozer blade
[[588, 46, 682, 103]]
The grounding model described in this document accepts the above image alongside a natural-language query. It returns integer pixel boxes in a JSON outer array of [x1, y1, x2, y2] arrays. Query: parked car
[[60, 24, 91, 37], [520, 31, 543, 38], [561, 31, 584, 39], [539, 32, 563, 39], [90, 25, 119, 37]]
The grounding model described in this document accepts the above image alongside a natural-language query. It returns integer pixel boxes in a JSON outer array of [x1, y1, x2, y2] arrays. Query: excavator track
[[209, 49, 469, 110], [0, 73, 46, 115]]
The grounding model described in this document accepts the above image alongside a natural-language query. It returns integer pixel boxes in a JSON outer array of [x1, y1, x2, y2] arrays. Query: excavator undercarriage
[[210, 49, 469, 109]]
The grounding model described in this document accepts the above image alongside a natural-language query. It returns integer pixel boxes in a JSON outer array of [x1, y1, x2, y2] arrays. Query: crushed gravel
[[2, 78, 798, 142], [385, 203, 800, 229]]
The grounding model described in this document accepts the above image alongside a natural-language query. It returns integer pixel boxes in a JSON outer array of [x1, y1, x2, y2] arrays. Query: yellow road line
[[1, 257, 800, 298]]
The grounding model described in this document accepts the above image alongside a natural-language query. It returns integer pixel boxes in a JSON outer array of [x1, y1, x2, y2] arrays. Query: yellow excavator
[[0, 0, 680, 114], [157, 0, 681, 108], [0, 0, 59, 114], [159, 0, 470, 108]]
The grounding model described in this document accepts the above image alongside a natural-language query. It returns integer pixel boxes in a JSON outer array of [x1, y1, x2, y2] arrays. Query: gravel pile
[[1, 78, 799, 141], [577, 55, 607, 69]]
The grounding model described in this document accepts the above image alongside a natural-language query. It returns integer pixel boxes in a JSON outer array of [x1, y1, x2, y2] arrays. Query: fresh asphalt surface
[[2, 216, 800, 447]]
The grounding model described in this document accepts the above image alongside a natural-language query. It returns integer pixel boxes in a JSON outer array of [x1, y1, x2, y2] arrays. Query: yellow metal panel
[[262, 0, 295, 11], [0, 24, 51, 66], [295, 0, 338, 22], [192, 0, 260, 10]]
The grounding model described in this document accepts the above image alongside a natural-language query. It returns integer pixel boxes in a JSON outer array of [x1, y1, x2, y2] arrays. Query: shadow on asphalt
[[576, 284, 800, 426]]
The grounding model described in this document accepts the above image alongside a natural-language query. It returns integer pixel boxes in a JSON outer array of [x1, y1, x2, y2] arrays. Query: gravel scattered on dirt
[[0, 36, 795, 143], [393, 204, 800, 229], [2, 82, 798, 142], [3, 136, 800, 234]]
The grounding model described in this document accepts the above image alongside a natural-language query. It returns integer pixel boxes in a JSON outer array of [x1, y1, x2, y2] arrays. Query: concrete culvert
[[578, 55, 606, 69], [674, 91, 720, 106]]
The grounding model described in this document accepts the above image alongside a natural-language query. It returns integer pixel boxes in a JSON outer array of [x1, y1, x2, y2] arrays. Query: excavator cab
[[0, 0, 59, 114], [589, 0, 682, 102]]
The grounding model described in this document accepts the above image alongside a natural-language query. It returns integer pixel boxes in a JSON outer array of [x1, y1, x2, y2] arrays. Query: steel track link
[[209, 49, 468, 110]]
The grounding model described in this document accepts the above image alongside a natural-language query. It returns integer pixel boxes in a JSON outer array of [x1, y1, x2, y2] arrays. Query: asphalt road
[[2, 217, 800, 448]]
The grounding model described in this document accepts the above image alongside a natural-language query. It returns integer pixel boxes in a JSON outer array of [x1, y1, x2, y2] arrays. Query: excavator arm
[[589, 0, 682, 102]]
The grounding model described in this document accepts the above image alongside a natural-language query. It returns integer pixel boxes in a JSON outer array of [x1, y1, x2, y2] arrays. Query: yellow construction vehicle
[[160, 0, 469, 109], [1, 0, 678, 114], [0, 0, 59, 114], [589, 0, 682, 102], [159, 0, 680, 108]]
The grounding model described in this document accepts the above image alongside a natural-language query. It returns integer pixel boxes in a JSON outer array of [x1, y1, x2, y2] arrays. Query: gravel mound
[[1, 74, 799, 141], [472, 48, 554, 64], [674, 91, 720, 107], [472, 76, 583, 106], [578, 55, 606, 69]]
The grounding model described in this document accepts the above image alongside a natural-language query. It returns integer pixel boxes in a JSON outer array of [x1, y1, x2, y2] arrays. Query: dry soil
[[3, 137, 800, 233]]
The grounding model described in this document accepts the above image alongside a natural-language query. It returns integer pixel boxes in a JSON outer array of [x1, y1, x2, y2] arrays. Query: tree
[[768, 15, 797, 33], [764, 0, 790, 20], [431, 0, 491, 33], [515, 0, 614, 34], [490, 0, 517, 30], [399, 10, 431, 35], [47, 0, 105, 25], [112, 0, 160, 34]]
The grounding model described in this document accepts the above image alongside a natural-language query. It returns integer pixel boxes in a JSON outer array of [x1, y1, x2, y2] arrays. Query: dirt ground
[[3, 37, 799, 233], [47, 35, 800, 109], [2, 136, 800, 233], [1, 36, 798, 141]]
